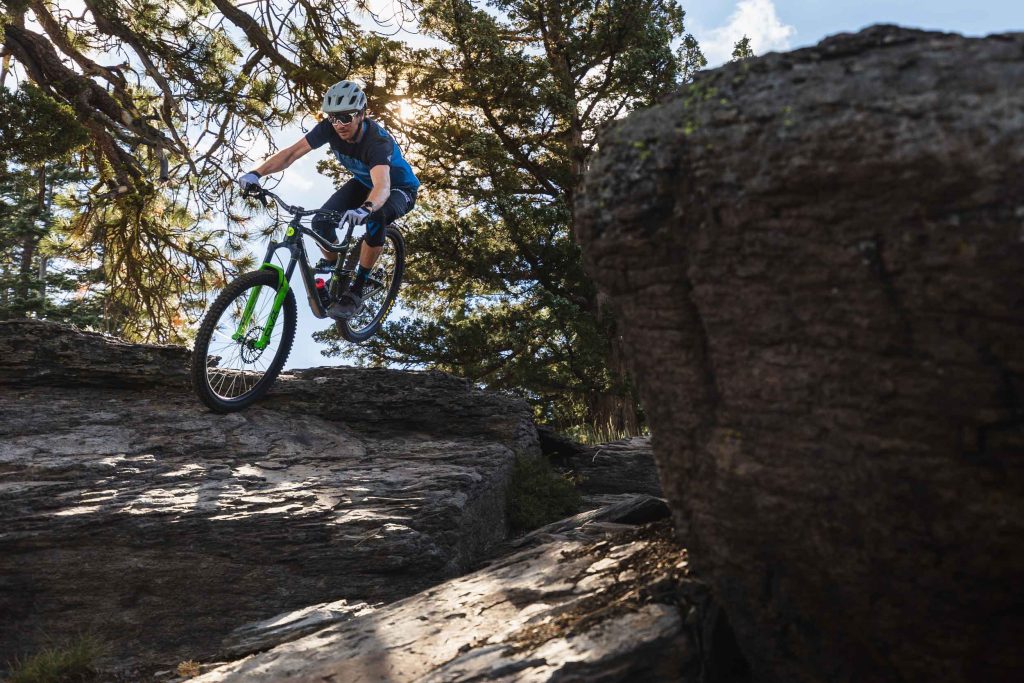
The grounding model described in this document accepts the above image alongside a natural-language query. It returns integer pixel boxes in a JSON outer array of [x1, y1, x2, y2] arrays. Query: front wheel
[[338, 225, 405, 343], [191, 269, 297, 412]]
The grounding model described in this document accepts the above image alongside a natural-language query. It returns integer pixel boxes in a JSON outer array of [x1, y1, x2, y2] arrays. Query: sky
[[685, 0, 1024, 66], [279, 0, 1024, 369]]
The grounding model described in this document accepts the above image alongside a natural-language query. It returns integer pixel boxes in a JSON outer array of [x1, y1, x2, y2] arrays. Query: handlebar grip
[[242, 186, 268, 207]]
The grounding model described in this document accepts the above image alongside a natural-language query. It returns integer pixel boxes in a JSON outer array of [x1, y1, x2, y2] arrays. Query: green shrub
[[6, 635, 102, 683], [507, 456, 582, 534]]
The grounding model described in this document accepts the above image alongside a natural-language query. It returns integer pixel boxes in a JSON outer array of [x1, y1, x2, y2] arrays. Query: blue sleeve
[[366, 132, 393, 169], [304, 118, 333, 149]]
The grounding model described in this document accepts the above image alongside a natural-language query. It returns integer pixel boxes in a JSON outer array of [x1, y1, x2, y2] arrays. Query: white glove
[[343, 206, 371, 226], [238, 171, 261, 191]]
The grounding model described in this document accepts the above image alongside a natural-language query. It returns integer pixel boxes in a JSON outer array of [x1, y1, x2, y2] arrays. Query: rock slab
[[192, 521, 746, 683], [577, 26, 1024, 683]]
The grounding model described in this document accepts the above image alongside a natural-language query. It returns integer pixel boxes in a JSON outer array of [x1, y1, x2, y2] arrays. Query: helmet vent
[[323, 80, 366, 113]]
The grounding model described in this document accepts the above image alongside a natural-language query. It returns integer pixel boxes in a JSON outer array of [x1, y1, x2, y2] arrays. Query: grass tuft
[[176, 660, 202, 678], [562, 418, 648, 446], [6, 635, 102, 683]]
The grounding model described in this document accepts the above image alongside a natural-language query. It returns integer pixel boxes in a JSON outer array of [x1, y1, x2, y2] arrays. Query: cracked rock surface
[[0, 319, 536, 668], [192, 521, 737, 683], [577, 25, 1024, 683]]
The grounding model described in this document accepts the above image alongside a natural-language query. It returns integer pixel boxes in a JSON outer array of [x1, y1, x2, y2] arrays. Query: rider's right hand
[[238, 171, 261, 191]]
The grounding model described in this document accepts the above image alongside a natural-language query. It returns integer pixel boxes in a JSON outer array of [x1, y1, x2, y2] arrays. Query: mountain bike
[[190, 186, 405, 412]]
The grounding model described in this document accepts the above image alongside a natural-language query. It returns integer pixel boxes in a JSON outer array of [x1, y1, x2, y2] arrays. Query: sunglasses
[[327, 111, 361, 125]]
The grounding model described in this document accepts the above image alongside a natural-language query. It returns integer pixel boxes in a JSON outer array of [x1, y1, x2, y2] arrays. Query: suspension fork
[[232, 224, 299, 348]]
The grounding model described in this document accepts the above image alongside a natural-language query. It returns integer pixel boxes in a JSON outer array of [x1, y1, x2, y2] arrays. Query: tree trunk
[[14, 166, 45, 311], [0, 53, 11, 88], [585, 334, 642, 437]]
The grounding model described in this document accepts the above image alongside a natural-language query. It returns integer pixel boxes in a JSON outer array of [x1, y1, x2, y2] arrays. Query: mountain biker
[[237, 80, 420, 319]]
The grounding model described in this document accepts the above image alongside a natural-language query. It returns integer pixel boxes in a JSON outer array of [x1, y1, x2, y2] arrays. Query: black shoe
[[314, 258, 338, 274], [327, 291, 363, 319]]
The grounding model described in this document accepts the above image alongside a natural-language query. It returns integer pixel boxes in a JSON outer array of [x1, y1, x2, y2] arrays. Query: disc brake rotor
[[238, 326, 266, 363]]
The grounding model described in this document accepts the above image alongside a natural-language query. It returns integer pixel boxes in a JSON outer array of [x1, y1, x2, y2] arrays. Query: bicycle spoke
[[203, 278, 286, 401], [345, 236, 398, 335]]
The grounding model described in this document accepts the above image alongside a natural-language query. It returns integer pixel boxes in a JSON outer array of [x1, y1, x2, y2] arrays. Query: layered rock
[[0, 320, 536, 668], [539, 429, 662, 508], [570, 437, 662, 505], [213, 495, 679, 662], [0, 317, 190, 387], [577, 26, 1024, 683], [191, 520, 747, 683]]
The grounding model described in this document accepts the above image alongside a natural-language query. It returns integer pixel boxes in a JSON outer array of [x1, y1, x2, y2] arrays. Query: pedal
[[313, 259, 337, 274]]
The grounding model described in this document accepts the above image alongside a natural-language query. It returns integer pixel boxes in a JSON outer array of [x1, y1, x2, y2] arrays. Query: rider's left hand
[[238, 171, 261, 191], [342, 206, 371, 226]]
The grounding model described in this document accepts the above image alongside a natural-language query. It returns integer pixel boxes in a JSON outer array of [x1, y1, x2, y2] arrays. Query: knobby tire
[[337, 225, 405, 343], [191, 270, 297, 412]]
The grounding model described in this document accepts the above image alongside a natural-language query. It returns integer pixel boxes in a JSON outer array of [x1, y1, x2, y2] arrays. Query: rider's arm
[[253, 138, 312, 176], [364, 165, 391, 211]]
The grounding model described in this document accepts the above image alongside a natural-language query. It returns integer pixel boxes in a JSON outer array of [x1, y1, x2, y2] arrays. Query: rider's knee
[[364, 220, 386, 247], [311, 217, 337, 242]]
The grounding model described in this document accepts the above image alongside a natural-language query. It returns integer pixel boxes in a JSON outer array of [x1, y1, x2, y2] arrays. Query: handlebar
[[242, 185, 356, 251], [243, 186, 346, 225]]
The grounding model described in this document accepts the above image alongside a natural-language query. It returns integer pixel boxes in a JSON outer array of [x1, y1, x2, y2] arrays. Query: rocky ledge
[[0, 319, 536, 668]]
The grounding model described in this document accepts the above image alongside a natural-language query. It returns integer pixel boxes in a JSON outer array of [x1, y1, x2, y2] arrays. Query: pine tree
[[732, 35, 755, 61], [679, 33, 708, 81], [316, 0, 698, 433], [0, 1, 409, 340], [0, 83, 95, 323]]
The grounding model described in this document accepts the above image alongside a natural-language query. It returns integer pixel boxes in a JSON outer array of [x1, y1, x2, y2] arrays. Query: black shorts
[[311, 178, 416, 247]]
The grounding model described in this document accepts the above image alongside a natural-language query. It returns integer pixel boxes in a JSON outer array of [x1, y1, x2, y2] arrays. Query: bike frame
[[232, 189, 359, 349]]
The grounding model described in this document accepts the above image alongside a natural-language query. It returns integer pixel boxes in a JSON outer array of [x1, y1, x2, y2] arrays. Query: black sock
[[351, 264, 371, 295]]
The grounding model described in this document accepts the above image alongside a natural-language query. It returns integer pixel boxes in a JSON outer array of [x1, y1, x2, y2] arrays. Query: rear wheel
[[337, 225, 405, 343], [191, 270, 296, 412]]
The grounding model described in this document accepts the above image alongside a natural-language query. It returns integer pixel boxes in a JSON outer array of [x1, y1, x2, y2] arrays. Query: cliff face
[[0, 319, 536, 667], [577, 25, 1024, 683]]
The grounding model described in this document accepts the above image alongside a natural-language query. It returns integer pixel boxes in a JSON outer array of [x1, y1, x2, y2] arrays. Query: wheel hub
[[239, 326, 266, 363]]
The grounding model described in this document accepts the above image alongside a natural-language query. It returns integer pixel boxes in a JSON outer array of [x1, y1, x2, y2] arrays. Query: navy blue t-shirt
[[305, 118, 420, 192]]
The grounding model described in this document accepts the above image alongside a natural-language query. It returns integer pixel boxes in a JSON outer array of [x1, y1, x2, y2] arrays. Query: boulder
[[570, 437, 662, 500], [577, 26, 1024, 683], [538, 428, 662, 505], [0, 317, 190, 388], [191, 521, 749, 683], [217, 494, 673, 661], [219, 599, 376, 660], [0, 320, 536, 669]]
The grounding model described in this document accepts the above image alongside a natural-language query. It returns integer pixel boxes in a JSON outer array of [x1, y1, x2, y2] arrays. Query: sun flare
[[396, 99, 416, 122]]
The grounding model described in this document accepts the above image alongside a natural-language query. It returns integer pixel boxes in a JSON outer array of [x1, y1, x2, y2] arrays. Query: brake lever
[[243, 186, 269, 208]]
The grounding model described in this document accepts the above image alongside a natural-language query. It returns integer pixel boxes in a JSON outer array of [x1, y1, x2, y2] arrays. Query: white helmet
[[322, 80, 366, 113]]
